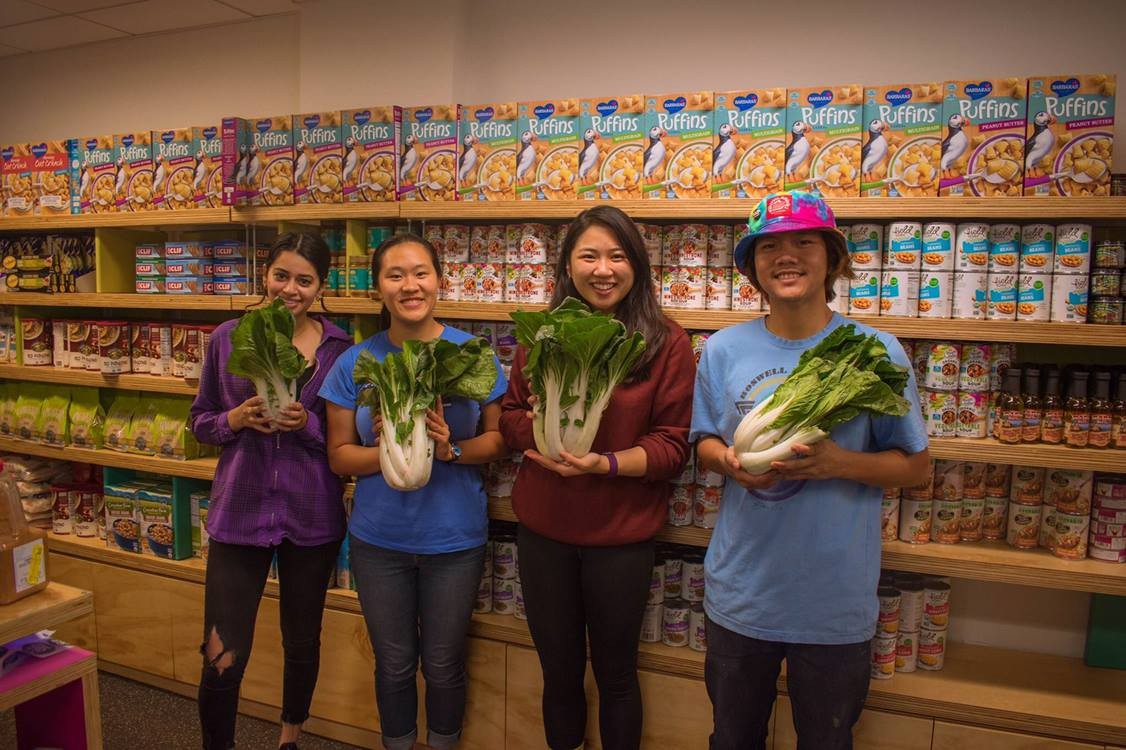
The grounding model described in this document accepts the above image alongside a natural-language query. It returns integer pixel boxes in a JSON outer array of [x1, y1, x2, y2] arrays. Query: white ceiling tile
[[79, 0, 249, 34], [30, 0, 139, 12], [0, 15, 125, 50], [0, 1, 59, 26], [0, 43, 29, 56], [213, 0, 298, 16]]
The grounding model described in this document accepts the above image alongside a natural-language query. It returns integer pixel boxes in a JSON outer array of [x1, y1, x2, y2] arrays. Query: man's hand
[[723, 445, 780, 491], [769, 439, 852, 482], [524, 448, 609, 478]]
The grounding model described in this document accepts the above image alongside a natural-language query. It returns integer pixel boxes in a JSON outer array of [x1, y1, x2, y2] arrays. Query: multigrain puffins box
[[399, 105, 459, 202], [1024, 74, 1115, 197], [939, 78, 1028, 197], [784, 85, 863, 197], [293, 111, 343, 204], [193, 125, 222, 208], [342, 106, 400, 203], [79, 135, 116, 214], [643, 91, 714, 199], [713, 88, 786, 199], [152, 128, 196, 210], [516, 99, 582, 201], [577, 95, 644, 200], [114, 131, 154, 212], [860, 83, 942, 197], [458, 102, 518, 202], [1, 144, 33, 217]]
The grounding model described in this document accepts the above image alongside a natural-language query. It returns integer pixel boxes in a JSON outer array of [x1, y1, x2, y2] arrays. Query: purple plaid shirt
[[190, 316, 352, 547]]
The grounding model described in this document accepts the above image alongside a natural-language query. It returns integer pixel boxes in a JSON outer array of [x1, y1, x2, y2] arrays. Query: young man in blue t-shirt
[[691, 191, 930, 750]]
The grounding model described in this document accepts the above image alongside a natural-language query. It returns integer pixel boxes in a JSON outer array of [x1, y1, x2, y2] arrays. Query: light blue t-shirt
[[319, 326, 507, 554], [690, 314, 928, 644]]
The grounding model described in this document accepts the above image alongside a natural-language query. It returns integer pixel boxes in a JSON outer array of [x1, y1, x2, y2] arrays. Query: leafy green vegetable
[[227, 298, 308, 420], [511, 297, 646, 461]]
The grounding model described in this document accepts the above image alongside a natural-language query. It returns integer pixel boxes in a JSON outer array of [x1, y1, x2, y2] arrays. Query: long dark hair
[[255, 231, 332, 311], [370, 232, 442, 330], [551, 205, 667, 378]]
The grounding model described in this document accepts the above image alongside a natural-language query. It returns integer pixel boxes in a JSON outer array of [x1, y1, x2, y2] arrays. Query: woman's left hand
[[427, 401, 454, 461], [769, 439, 852, 482], [524, 449, 608, 478], [273, 401, 308, 432]]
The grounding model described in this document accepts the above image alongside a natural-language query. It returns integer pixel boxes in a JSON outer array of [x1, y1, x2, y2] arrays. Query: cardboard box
[[114, 131, 154, 212], [400, 104, 459, 201], [342, 106, 400, 203], [939, 78, 1028, 197], [1024, 74, 1115, 196], [293, 111, 344, 204], [78, 135, 116, 214], [577, 95, 645, 200], [784, 85, 863, 197], [516, 99, 582, 200], [713, 88, 786, 199], [1, 144, 34, 218], [859, 83, 942, 197], [643, 91, 714, 199], [153, 128, 196, 210], [459, 102, 518, 201], [193, 125, 223, 208]]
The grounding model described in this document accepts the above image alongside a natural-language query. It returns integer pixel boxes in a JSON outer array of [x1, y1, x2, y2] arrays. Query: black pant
[[517, 525, 654, 750], [704, 616, 871, 750], [198, 537, 341, 750]]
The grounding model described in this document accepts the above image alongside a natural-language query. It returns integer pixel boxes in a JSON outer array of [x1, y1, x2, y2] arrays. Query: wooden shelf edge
[[929, 437, 1126, 471], [0, 292, 234, 310], [0, 436, 217, 479], [0, 208, 232, 231], [0, 582, 93, 645], [231, 204, 399, 223], [0, 364, 198, 395]]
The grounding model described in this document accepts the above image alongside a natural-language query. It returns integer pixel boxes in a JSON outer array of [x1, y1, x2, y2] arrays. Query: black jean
[[198, 537, 341, 750], [704, 616, 871, 750], [517, 525, 655, 750]]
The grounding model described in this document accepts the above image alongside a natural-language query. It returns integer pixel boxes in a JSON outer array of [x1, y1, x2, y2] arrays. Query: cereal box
[[342, 106, 400, 203], [577, 95, 645, 200], [1, 144, 33, 217], [459, 102, 518, 201], [860, 83, 942, 197], [78, 135, 116, 214], [400, 104, 460, 201], [249, 116, 294, 206], [712, 88, 786, 199], [643, 91, 713, 199], [1024, 74, 1115, 196], [193, 125, 222, 208], [784, 85, 863, 197], [31, 139, 78, 215], [294, 111, 343, 204], [152, 128, 196, 211], [516, 99, 582, 200], [114, 131, 154, 212], [939, 78, 1028, 196], [220, 117, 251, 206]]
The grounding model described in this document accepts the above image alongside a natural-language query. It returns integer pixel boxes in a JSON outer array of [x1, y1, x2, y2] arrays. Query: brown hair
[[255, 231, 331, 312], [370, 231, 442, 330], [551, 205, 666, 378], [737, 228, 854, 303]]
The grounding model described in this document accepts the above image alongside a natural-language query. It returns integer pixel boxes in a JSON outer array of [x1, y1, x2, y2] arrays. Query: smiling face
[[376, 241, 439, 325], [566, 224, 636, 315], [266, 250, 323, 318], [752, 231, 831, 307]]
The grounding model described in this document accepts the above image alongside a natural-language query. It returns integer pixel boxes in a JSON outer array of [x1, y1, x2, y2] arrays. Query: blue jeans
[[350, 535, 485, 750], [704, 616, 871, 750]]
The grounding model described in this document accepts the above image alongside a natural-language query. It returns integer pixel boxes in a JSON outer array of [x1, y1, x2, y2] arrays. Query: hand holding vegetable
[[272, 402, 309, 433], [227, 299, 308, 422], [524, 448, 609, 478], [427, 401, 453, 462], [722, 444, 780, 490], [229, 396, 275, 434], [768, 439, 851, 481]]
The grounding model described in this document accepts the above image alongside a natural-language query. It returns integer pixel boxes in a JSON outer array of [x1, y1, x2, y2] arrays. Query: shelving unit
[[0, 436, 217, 480], [0, 364, 198, 396], [0, 582, 93, 646], [0, 208, 232, 231]]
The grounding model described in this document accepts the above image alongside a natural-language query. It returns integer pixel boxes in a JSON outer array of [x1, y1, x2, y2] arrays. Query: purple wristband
[[602, 451, 618, 478]]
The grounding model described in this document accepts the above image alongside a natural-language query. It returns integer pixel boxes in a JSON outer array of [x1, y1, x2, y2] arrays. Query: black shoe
[[279, 744, 299, 750]]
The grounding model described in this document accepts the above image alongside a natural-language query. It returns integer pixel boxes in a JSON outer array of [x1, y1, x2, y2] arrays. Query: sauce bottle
[[1063, 371, 1090, 448], [1088, 371, 1112, 449], [995, 367, 1024, 444], [1041, 369, 1064, 444], [1112, 370, 1125, 450], [1021, 367, 1042, 443]]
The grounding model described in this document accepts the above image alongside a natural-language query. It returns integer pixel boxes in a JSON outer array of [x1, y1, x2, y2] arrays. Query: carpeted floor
[[0, 671, 365, 749]]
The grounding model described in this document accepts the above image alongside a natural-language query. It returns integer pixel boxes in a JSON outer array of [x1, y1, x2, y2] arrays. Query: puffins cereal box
[[78, 135, 115, 214], [1024, 74, 1115, 197], [220, 117, 251, 206], [713, 88, 786, 199], [577, 95, 645, 200], [643, 91, 714, 199], [114, 131, 154, 212], [939, 78, 1028, 197], [860, 83, 942, 197], [342, 106, 400, 203], [516, 99, 582, 201], [784, 85, 863, 197], [1, 144, 33, 217], [400, 105, 460, 201], [293, 111, 343, 204], [193, 125, 222, 208], [248, 116, 294, 206], [31, 140, 77, 216], [153, 128, 196, 210], [459, 102, 518, 202]]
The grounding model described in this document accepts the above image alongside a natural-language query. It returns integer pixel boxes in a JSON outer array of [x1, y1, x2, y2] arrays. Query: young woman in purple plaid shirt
[[190, 232, 352, 750]]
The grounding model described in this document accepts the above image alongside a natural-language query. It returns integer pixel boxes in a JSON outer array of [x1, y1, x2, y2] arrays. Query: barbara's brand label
[[343, 106, 400, 203], [153, 128, 196, 210], [1024, 74, 1115, 196], [517, 99, 581, 201], [577, 95, 644, 200], [643, 91, 714, 199], [114, 131, 154, 212], [293, 111, 343, 204], [860, 83, 942, 197], [785, 85, 862, 197], [940, 78, 1028, 196], [712, 88, 785, 199], [460, 102, 518, 201]]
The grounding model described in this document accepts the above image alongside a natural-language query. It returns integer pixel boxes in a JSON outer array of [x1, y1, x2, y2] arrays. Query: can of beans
[[959, 496, 985, 542], [933, 460, 964, 501], [1016, 273, 1053, 321], [664, 557, 683, 600], [849, 270, 881, 316], [952, 272, 988, 319], [899, 498, 932, 543], [917, 271, 953, 318], [956, 223, 990, 270], [689, 603, 707, 652], [881, 496, 900, 542], [918, 628, 947, 671], [923, 581, 951, 629], [681, 556, 706, 602], [1006, 503, 1042, 549], [896, 631, 919, 673], [885, 222, 923, 269], [924, 342, 960, 392], [931, 499, 963, 544], [1011, 466, 1045, 505], [879, 270, 919, 317], [693, 485, 722, 529], [987, 224, 1020, 273], [492, 576, 516, 615], [927, 390, 958, 438], [1050, 273, 1090, 323], [922, 223, 956, 271], [897, 580, 924, 632], [668, 485, 693, 527], [956, 391, 988, 438], [1054, 223, 1092, 274], [986, 272, 1018, 320], [640, 604, 663, 642], [830, 276, 851, 315], [848, 224, 883, 270], [1053, 511, 1091, 560], [662, 600, 690, 647], [1020, 224, 1054, 273], [982, 496, 1009, 539], [876, 586, 901, 636], [707, 224, 733, 268], [871, 635, 897, 680]]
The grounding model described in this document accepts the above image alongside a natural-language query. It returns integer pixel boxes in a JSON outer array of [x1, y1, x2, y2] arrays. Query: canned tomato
[[956, 223, 990, 270], [952, 272, 987, 319], [897, 580, 924, 631], [731, 270, 762, 311], [678, 224, 708, 267], [930, 499, 963, 544], [693, 485, 722, 529], [705, 267, 732, 310], [1039, 506, 1058, 549], [668, 485, 693, 527], [1054, 223, 1092, 274], [1006, 503, 1042, 549], [927, 391, 958, 437], [1016, 273, 1052, 321], [922, 223, 955, 271], [492, 576, 516, 615], [871, 636, 897, 680], [663, 556, 683, 599], [1011, 466, 1045, 504], [924, 342, 960, 392], [933, 460, 964, 501], [1050, 273, 1089, 323], [923, 581, 951, 629], [959, 496, 985, 541], [987, 224, 1020, 274], [689, 603, 707, 652], [706, 224, 733, 268], [640, 603, 663, 642], [1053, 511, 1090, 560], [663, 599, 690, 647], [895, 631, 919, 673], [899, 498, 932, 543], [986, 272, 1018, 320], [963, 462, 987, 498], [849, 270, 881, 315], [848, 224, 883, 270], [881, 496, 900, 542], [1020, 224, 1054, 273], [918, 628, 946, 671], [885, 222, 923, 269], [917, 271, 952, 318], [648, 562, 665, 605], [876, 588, 901, 636], [1045, 469, 1093, 514], [1089, 297, 1124, 325], [981, 496, 1008, 539], [879, 270, 919, 317]]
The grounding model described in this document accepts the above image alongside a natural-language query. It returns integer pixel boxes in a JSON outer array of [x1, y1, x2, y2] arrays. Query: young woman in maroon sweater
[[500, 205, 694, 750]]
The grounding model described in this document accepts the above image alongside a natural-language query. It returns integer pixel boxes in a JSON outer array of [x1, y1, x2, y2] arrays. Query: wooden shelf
[[0, 436, 217, 479], [929, 437, 1126, 471], [0, 582, 93, 645], [0, 364, 198, 395], [0, 208, 231, 231], [0, 292, 234, 310], [231, 203, 399, 224]]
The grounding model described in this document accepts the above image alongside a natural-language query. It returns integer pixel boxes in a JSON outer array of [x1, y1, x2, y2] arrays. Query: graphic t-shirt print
[[737, 366, 806, 501]]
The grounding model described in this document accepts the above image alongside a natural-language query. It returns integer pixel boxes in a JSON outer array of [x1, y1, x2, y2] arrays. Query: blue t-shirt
[[690, 314, 928, 644], [319, 326, 507, 554]]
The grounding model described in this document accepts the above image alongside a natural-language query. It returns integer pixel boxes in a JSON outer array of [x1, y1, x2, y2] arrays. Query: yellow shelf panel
[[231, 204, 399, 224], [0, 436, 217, 479], [0, 292, 234, 310], [0, 364, 198, 395], [0, 208, 232, 231]]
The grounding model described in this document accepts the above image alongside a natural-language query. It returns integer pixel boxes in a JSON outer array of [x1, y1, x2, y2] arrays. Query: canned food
[[830, 276, 851, 315], [955, 223, 990, 270], [917, 271, 953, 318], [963, 462, 987, 498], [492, 576, 516, 615], [662, 599, 690, 647], [1089, 547, 1126, 563], [1011, 466, 1045, 505], [706, 224, 733, 268], [933, 460, 964, 500], [1089, 297, 1124, 325], [924, 342, 960, 392], [681, 556, 706, 602], [480, 225, 505, 264], [922, 581, 951, 629], [911, 343, 930, 389], [662, 266, 706, 310], [668, 485, 693, 526], [1095, 476, 1126, 504], [959, 497, 985, 541], [1020, 224, 1055, 273], [921, 223, 955, 271], [897, 580, 924, 631], [505, 264, 549, 304], [957, 344, 990, 392], [1050, 273, 1089, 323], [1053, 223, 1092, 275], [918, 628, 946, 671], [952, 272, 987, 319], [1045, 469, 1093, 514], [693, 485, 722, 529], [705, 267, 732, 310], [988, 224, 1020, 273], [885, 222, 923, 269], [493, 538, 517, 579], [986, 272, 1018, 320], [930, 499, 963, 544], [895, 631, 918, 673], [648, 562, 666, 605], [663, 557, 683, 599], [871, 635, 897, 679], [731, 270, 762, 311], [640, 603, 663, 642], [881, 496, 900, 542], [474, 574, 493, 613], [847, 224, 883, 270], [1092, 520, 1126, 537], [514, 224, 549, 264], [981, 496, 1008, 540], [1053, 511, 1090, 560], [695, 462, 726, 488], [1094, 506, 1126, 524], [1090, 269, 1122, 297], [678, 224, 708, 267], [849, 270, 881, 316], [477, 263, 505, 303], [1093, 240, 1124, 269], [468, 226, 488, 263], [514, 580, 527, 620], [1006, 503, 1042, 549], [927, 391, 958, 437], [689, 603, 707, 652], [1039, 506, 1058, 549], [905, 463, 935, 501], [879, 270, 919, 317], [899, 498, 932, 544], [438, 263, 462, 302], [1016, 273, 1052, 321]]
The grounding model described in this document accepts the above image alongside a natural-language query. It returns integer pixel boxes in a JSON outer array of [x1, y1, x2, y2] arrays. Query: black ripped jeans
[[199, 537, 341, 750]]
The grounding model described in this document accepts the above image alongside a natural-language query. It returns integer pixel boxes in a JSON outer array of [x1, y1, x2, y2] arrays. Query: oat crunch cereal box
[[114, 131, 154, 212], [643, 91, 714, 199], [860, 83, 942, 197], [193, 125, 223, 208], [712, 88, 786, 199], [784, 85, 863, 197], [153, 128, 196, 211], [1024, 74, 1115, 197], [939, 78, 1028, 197], [249, 116, 295, 206], [342, 106, 400, 203], [459, 102, 518, 202], [294, 111, 343, 204], [516, 99, 582, 201], [31, 140, 77, 216], [577, 95, 645, 200], [400, 105, 460, 202], [78, 135, 116, 214], [2, 144, 33, 217]]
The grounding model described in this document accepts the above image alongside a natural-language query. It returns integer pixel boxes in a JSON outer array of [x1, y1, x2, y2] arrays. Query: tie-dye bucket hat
[[733, 190, 848, 272]]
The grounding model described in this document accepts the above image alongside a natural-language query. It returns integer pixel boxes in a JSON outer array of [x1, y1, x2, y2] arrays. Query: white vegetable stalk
[[733, 396, 826, 475], [378, 397, 433, 491], [252, 375, 296, 422]]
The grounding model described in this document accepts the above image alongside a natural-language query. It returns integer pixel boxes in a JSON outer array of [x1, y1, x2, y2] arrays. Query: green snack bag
[[154, 397, 200, 460], [0, 383, 16, 436], [127, 396, 162, 455], [68, 386, 106, 449], [13, 384, 46, 441], [38, 387, 71, 446], [104, 392, 139, 452]]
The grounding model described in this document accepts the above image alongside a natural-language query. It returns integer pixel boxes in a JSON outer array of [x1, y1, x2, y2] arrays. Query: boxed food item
[[643, 91, 714, 199], [577, 95, 645, 200], [2, 143, 34, 217], [223, 116, 294, 206], [165, 240, 211, 259], [0, 476, 48, 605], [31, 139, 78, 215], [400, 104, 460, 201], [860, 83, 942, 197], [78, 135, 116, 213], [459, 102, 518, 201], [784, 85, 863, 197], [516, 99, 582, 200], [190, 490, 210, 559], [135, 278, 166, 294], [342, 106, 400, 203], [152, 127, 196, 210], [213, 277, 250, 295], [221, 117, 251, 206], [165, 277, 213, 295], [1024, 74, 1115, 196], [114, 131, 155, 211], [293, 111, 343, 204], [939, 78, 1028, 196], [104, 483, 140, 553], [712, 88, 786, 199], [193, 125, 223, 208]]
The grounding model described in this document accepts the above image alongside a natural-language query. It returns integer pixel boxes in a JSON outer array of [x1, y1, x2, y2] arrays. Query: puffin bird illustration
[[712, 123, 738, 177], [234, 144, 249, 190], [400, 135, 420, 182], [1024, 110, 1057, 175], [784, 122, 812, 177], [245, 145, 262, 191], [860, 119, 890, 176], [193, 150, 208, 192], [342, 136, 358, 184], [940, 114, 971, 175], [643, 126, 667, 178], [577, 128, 601, 180], [515, 131, 537, 182], [293, 141, 310, 187], [152, 155, 166, 194], [458, 133, 480, 183], [114, 156, 127, 195], [78, 157, 91, 198]]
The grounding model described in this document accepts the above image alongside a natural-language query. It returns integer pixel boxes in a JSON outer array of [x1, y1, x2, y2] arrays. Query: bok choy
[[226, 298, 308, 421]]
